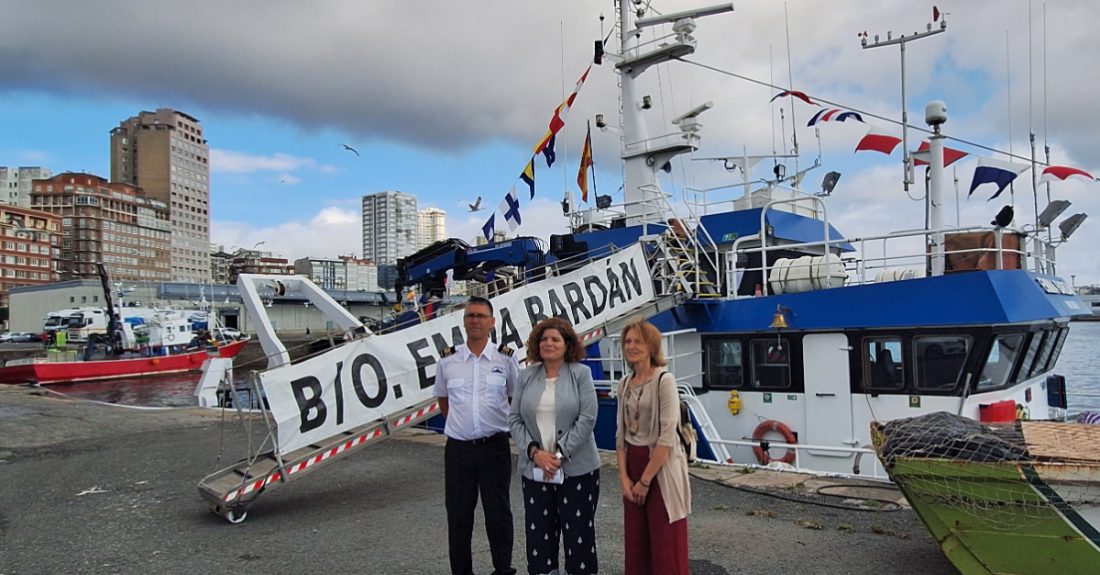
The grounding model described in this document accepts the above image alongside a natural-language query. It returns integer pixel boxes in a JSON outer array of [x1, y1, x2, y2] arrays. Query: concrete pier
[[0, 386, 957, 575]]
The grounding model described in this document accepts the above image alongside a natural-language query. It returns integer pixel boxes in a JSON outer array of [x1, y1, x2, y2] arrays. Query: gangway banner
[[260, 244, 655, 455]]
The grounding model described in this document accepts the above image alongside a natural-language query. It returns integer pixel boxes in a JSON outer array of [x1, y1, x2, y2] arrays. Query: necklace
[[624, 373, 651, 435]]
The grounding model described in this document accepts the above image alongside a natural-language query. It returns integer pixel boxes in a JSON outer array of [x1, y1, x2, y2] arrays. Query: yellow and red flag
[[577, 125, 593, 203], [533, 65, 592, 156]]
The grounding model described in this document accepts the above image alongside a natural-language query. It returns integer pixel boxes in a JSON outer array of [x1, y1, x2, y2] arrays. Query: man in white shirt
[[435, 296, 520, 575]]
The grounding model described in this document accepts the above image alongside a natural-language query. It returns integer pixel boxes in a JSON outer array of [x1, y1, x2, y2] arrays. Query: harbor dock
[[0, 386, 958, 575]]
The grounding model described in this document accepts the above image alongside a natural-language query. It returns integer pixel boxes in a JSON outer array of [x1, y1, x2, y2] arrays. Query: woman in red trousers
[[616, 319, 692, 575]]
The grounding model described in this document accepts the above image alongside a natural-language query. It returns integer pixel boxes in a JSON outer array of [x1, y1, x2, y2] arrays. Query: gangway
[[198, 243, 690, 523]]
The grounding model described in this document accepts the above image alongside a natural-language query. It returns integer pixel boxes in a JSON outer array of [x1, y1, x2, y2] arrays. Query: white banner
[[260, 244, 654, 455]]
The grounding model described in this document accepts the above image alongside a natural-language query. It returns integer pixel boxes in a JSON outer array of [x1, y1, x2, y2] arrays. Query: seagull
[[342, 144, 360, 157], [468, 197, 484, 212], [253, 241, 266, 249]]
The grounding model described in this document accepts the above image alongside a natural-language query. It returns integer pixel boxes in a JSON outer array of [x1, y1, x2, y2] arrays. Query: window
[[749, 339, 791, 389], [913, 335, 971, 391], [1012, 332, 1048, 384], [1041, 328, 1069, 374], [978, 333, 1025, 390], [864, 337, 904, 390], [705, 340, 743, 389], [1025, 331, 1055, 379]]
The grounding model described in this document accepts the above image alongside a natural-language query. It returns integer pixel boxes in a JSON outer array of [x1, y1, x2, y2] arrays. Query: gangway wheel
[[209, 501, 252, 524]]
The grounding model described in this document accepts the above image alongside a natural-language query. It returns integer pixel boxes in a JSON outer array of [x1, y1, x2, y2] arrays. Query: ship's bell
[[770, 306, 789, 329]]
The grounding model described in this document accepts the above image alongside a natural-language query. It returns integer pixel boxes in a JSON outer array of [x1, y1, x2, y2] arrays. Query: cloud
[[212, 206, 360, 261], [1, 1, 1091, 164], [210, 149, 316, 174]]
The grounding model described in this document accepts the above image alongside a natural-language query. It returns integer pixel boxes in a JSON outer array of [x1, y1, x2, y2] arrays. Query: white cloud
[[212, 206, 360, 261], [209, 149, 316, 174]]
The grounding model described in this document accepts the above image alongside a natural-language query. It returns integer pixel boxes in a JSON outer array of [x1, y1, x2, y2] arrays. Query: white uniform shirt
[[434, 343, 520, 441]]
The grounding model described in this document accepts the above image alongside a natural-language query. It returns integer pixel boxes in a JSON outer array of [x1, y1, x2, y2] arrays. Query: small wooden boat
[[872, 412, 1100, 575]]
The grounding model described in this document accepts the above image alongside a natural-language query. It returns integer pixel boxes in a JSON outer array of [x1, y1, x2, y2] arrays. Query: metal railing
[[729, 223, 1048, 300]]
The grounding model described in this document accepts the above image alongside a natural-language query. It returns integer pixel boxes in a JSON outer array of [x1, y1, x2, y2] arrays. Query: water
[[1055, 321, 1100, 414], [55, 322, 1100, 412]]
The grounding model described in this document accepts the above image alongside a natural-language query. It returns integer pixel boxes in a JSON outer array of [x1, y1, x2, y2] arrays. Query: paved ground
[[0, 386, 959, 575]]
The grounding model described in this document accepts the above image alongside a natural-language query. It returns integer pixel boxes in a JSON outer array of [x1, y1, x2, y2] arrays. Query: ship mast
[[611, 1, 733, 226]]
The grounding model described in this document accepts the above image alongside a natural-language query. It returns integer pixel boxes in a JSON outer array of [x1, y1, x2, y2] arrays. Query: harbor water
[[52, 321, 1100, 413]]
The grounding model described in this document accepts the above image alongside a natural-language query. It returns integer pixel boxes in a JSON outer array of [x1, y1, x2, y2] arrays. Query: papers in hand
[[533, 468, 564, 484]]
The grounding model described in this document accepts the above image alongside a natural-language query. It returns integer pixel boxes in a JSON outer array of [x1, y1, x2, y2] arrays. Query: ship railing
[[636, 183, 723, 297], [729, 223, 1041, 299], [704, 437, 887, 480], [684, 181, 821, 219]]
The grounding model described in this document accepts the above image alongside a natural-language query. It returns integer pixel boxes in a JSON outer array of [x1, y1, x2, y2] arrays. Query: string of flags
[[770, 89, 1096, 202], [482, 64, 594, 241]]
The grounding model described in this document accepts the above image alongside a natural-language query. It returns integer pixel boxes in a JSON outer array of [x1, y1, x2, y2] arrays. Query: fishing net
[[872, 411, 1100, 531]]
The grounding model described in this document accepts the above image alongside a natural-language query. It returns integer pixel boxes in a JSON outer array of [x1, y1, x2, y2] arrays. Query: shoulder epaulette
[[441, 346, 456, 357], [498, 344, 514, 357]]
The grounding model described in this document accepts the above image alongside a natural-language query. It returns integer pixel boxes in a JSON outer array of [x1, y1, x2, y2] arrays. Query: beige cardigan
[[616, 369, 692, 522]]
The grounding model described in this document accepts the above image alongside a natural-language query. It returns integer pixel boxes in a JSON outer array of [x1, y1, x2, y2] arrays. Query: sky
[[2, 0, 1098, 284]]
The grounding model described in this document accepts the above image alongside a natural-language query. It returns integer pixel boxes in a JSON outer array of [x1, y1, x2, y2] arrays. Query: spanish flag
[[577, 125, 593, 203]]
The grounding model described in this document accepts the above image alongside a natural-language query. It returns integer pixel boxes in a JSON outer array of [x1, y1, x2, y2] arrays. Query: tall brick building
[[0, 204, 60, 307], [110, 108, 211, 283], [30, 173, 171, 282]]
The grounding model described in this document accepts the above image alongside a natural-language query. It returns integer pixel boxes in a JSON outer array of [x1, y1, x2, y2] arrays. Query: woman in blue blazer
[[509, 317, 601, 575]]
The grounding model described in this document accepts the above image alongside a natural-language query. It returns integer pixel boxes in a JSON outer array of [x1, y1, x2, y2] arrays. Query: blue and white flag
[[969, 156, 1031, 199], [499, 187, 522, 232], [482, 213, 496, 241]]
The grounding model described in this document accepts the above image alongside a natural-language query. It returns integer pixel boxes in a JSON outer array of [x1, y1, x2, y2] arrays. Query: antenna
[[861, 9, 947, 192]]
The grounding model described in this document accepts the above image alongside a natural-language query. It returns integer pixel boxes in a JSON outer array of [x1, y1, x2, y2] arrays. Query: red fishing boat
[[0, 263, 250, 386], [0, 338, 248, 385]]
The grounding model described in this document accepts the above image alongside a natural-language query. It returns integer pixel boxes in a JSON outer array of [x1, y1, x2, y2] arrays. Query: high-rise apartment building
[[361, 191, 418, 265], [417, 207, 446, 249], [110, 108, 210, 283], [0, 167, 52, 208], [30, 173, 171, 282]]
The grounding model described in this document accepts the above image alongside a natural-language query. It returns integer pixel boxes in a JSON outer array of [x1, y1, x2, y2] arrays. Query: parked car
[[2, 332, 40, 343]]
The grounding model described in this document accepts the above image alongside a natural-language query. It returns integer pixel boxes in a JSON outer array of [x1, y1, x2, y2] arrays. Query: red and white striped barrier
[[391, 403, 439, 429]]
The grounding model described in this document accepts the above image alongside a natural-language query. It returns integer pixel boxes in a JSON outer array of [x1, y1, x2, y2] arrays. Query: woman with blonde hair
[[509, 317, 601, 575], [616, 318, 691, 575]]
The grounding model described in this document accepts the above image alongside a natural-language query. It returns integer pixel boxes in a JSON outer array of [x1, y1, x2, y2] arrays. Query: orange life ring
[[752, 420, 797, 465]]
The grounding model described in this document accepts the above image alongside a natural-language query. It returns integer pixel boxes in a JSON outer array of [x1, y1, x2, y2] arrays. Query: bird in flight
[[468, 197, 484, 212], [253, 241, 266, 249], [342, 144, 360, 156]]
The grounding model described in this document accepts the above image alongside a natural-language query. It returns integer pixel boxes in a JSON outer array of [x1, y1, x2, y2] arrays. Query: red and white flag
[[854, 124, 902, 155], [534, 66, 593, 155], [912, 141, 968, 167], [1038, 165, 1096, 185]]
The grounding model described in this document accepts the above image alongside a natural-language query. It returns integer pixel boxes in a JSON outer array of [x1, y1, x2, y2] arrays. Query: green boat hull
[[886, 458, 1100, 575]]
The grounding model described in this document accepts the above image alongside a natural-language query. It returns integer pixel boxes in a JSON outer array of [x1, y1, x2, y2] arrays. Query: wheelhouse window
[[864, 337, 904, 390], [977, 334, 1025, 390], [705, 340, 743, 389], [1027, 330, 1055, 379], [1013, 332, 1046, 384], [913, 335, 970, 391], [750, 339, 791, 389], [1041, 328, 1069, 374]]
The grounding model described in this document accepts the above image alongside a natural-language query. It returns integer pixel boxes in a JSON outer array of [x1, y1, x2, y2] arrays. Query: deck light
[[1058, 213, 1088, 240], [1037, 200, 1071, 228]]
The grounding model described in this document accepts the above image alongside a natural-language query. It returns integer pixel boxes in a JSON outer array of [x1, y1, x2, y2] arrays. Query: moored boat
[[0, 338, 247, 385], [872, 412, 1100, 575]]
